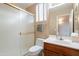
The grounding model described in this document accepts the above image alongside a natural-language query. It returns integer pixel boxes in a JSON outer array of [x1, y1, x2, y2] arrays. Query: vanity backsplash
[[48, 35, 79, 42]]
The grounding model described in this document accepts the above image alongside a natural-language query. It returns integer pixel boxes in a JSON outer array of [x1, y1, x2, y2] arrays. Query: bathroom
[[0, 3, 79, 56]]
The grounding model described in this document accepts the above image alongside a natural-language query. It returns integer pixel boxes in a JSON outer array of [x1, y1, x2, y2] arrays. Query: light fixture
[[49, 3, 65, 9], [58, 18, 64, 25], [36, 3, 48, 22]]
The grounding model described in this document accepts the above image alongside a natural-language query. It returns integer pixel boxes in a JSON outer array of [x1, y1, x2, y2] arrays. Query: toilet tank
[[35, 38, 44, 47]]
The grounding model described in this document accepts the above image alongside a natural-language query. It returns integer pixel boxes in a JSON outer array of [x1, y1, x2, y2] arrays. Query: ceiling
[[49, 3, 61, 8], [12, 3, 62, 10], [50, 3, 73, 11], [11, 3, 73, 15], [12, 3, 35, 10]]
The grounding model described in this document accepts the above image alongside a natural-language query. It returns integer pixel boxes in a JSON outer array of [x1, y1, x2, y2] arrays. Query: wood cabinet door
[[44, 50, 62, 56], [62, 47, 79, 56], [44, 42, 79, 56]]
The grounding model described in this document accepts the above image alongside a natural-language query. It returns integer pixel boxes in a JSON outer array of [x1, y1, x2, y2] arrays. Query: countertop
[[44, 36, 79, 50]]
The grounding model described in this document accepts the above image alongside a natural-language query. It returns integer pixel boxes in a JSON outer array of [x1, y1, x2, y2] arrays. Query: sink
[[53, 39, 71, 44], [45, 36, 79, 50], [46, 37, 71, 45]]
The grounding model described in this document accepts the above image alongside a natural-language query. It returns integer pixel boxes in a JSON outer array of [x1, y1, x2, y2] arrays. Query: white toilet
[[26, 38, 44, 56]]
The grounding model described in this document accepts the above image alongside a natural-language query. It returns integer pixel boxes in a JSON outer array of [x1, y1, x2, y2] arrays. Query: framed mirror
[[57, 14, 72, 36], [49, 3, 73, 36]]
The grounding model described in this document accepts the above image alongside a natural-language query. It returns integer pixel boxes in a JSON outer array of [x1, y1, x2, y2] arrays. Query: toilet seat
[[29, 45, 43, 52], [26, 38, 44, 56]]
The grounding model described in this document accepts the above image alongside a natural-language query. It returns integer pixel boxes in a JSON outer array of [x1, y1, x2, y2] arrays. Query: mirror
[[49, 3, 73, 36], [57, 14, 71, 36]]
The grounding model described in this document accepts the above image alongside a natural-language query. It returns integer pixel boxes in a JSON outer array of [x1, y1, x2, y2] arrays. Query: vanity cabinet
[[44, 42, 79, 56]]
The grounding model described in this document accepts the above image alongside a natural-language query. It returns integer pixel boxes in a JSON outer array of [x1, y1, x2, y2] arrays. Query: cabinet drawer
[[44, 42, 63, 55], [61, 47, 79, 56], [44, 50, 61, 56], [44, 42, 79, 56]]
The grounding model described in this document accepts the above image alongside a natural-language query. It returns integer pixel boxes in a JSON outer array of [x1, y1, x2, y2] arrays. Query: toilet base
[[25, 50, 43, 56]]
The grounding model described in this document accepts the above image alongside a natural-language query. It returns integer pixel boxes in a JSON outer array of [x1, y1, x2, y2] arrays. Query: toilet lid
[[29, 46, 43, 52]]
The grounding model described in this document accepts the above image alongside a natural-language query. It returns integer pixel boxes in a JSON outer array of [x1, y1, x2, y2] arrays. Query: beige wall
[[26, 4, 36, 14], [25, 3, 73, 38], [35, 21, 49, 38], [35, 4, 49, 38], [74, 4, 79, 33], [25, 4, 48, 39]]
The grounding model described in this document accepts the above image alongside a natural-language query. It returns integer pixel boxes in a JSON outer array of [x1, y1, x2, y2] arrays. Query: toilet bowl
[[27, 38, 44, 56]]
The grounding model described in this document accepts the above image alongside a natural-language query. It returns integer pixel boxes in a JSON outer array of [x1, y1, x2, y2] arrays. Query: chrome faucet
[[56, 32, 63, 40], [60, 36, 63, 40]]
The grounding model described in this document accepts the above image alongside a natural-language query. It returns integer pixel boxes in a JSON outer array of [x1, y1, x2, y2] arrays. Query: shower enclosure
[[0, 3, 35, 56]]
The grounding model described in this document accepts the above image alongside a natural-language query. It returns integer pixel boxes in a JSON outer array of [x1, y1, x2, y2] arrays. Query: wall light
[[36, 3, 48, 22], [49, 3, 65, 9], [58, 18, 64, 25]]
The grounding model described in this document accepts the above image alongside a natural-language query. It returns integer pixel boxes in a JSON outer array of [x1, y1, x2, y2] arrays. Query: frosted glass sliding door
[[19, 11, 34, 55], [0, 4, 34, 56]]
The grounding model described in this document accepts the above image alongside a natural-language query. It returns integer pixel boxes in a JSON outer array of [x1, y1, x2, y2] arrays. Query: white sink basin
[[46, 37, 72, 44], [53, 40, 71, 44], [45, 37, 79, 50]]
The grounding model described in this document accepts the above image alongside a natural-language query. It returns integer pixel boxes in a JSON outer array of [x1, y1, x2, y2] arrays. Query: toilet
[[26, 38, 44, 56]]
